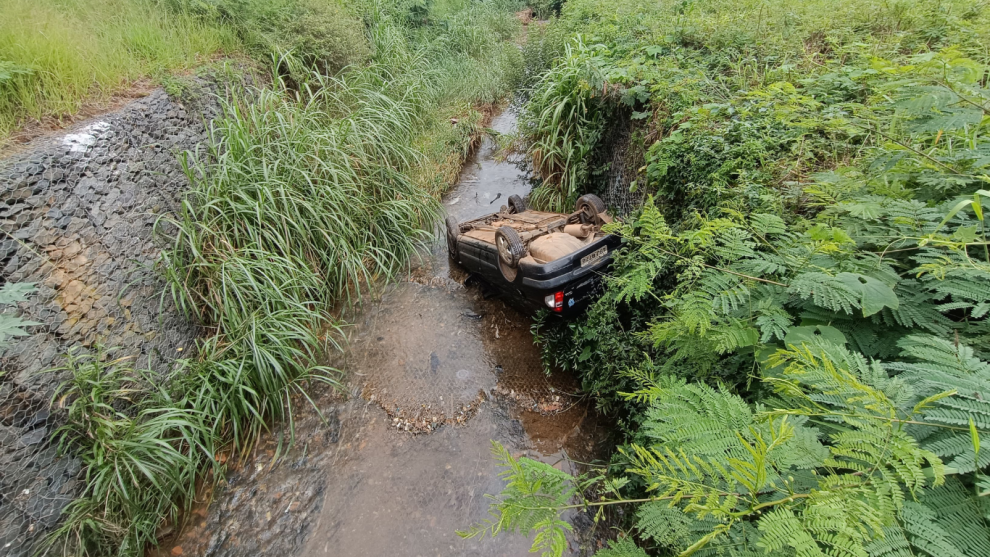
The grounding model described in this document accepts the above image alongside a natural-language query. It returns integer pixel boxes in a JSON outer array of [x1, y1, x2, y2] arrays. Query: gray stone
[[0, 425, 22, 448], [17, 428, 46, 447], [87, 210, 106, 227], [43, 169, 65, 182], [0, 240, 15, 259], [0, 203, 26, 217], [24, 410, 49, 430], [8, 187, 31, 201]]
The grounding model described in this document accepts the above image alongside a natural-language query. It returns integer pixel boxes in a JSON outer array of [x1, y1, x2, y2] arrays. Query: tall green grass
[[524, 41, 613, 212], [0, 0, 236, 136], [161, 66, 442, 322], [46, 338, 337, 555], [157, 63, 444, 448]]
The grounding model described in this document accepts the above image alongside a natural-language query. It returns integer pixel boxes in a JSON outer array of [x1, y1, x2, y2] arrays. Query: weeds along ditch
[[467, 1, 990, 556], [31, 1, 525, 555]]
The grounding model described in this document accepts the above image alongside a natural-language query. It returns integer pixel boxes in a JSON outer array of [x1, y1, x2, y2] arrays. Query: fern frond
[[715, 226, 758, 261], [635, 502, 694, 547], [735, 253, 791, 276], [789, 272, 861, 315], [865, 527, 912, 557], [765, 342, 946, 494], [532, 516, 572, 557], [898, 502, 969, 557], [593, 537, 649, 557], [750, 213, 788, 235], [916, 478, 990, 556], [623, 444, 742, 514], [700, 271, 751, 315], [885, 335, 990, 471], [853, 279, 949, 341], [758, 507, 841, 557], [709, 320, 760, 353], [459, 441, 577, 555]]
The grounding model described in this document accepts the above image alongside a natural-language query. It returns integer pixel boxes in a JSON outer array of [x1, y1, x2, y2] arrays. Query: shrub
[[45, 348, 213, 556], [282, 0, 373, 73]]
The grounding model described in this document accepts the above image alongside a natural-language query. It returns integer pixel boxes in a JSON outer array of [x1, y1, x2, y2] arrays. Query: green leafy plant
[[473, 336, 990, 557], [45, 347, 213, 556], [502, 191, 990, 554], [460, 442, 579, 556], [0, 282, 39, 348]]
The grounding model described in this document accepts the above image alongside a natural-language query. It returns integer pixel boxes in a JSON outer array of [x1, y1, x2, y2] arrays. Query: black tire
[[445, 216, 461, 259], [507, 194, 527, 214], [495, 226, 525, 268], [575, 193, 606, 218]]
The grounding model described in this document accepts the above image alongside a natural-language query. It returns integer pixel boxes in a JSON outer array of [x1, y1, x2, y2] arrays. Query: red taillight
[[554, 291, 563, 312]]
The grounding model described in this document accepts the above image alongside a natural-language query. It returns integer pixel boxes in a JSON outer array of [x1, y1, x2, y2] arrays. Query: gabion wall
[[0, 86, 218, 555], [592, 108, 652, 218]]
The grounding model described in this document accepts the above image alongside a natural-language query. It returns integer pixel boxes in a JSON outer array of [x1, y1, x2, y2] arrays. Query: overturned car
[[445, 193, 620, 316]]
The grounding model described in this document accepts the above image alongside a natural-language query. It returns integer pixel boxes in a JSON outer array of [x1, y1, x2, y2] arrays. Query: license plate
[[580, 246, 608, 268]]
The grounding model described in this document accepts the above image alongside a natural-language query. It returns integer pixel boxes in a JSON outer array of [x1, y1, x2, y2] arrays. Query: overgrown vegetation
[[0, 0, 529, 140], [524, 40, 615, 211], [474, 0, 990, 555], [39, 1, 524, 555], [46, 349, 216, 555], [0, 0, 236, 138], [162, 0, 373, 75]]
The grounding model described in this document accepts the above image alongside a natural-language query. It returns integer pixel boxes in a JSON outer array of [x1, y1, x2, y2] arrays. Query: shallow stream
[[157, 110, 609, 557]]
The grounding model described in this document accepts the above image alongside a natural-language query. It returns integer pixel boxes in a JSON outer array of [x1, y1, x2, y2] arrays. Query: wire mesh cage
[[0, 87, 214, 555]]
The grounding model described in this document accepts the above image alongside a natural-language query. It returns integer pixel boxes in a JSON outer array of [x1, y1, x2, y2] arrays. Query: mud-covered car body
[[446, 195, 619, 316]]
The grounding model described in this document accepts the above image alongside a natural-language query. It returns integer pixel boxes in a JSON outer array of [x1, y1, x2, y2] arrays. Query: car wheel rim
[[496, 237, 511, 264]]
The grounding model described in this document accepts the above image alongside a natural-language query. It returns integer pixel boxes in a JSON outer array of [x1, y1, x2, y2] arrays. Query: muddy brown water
[[157, 110, 611, 557]]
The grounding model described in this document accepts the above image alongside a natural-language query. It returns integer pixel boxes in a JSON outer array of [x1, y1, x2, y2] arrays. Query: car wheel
[[445, 216, 461, 259], [495, 226, 525, 267], [495, 226, 525, 282], [507, 194, 527, 214], [575, 193, 606, 220]]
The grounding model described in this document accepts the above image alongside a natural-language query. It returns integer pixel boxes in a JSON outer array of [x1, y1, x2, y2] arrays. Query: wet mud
[[157, 110, 610, 557]]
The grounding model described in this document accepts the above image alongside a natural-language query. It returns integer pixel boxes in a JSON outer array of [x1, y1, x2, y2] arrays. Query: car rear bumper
[[516, 234, 621, 315]]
